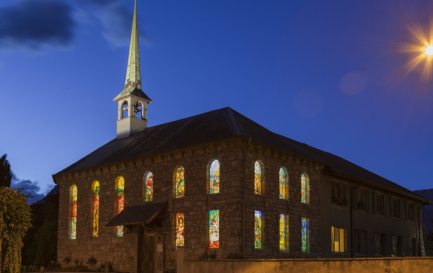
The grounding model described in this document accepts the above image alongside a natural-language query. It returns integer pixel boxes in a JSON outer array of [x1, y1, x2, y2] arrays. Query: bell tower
[[114, 0, 151, 139]]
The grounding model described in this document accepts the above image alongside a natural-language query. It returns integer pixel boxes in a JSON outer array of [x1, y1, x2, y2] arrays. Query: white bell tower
[[114, 0, 151, 139]]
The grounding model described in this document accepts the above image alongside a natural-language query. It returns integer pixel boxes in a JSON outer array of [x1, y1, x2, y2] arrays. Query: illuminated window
[[301, 173, 310, 204], [209, 210, 220, 249], [115, 177, 125, 237], [301, 217, 310, 254], [175, 212, 185, 247], [174, 167, 185, 198], [331, 226, 346, 253], [279, 167, 289, 200], [68, 184, 78, 240], [91, 181, 100, 238], [144, 171, 153, 202], [254, 210, 263, 249], [135, 102, 143, 120], [121, 101, 128, 119], [208, 160, 220, 194], [254, 161, 263, 195], [279, 214, 289, 251]]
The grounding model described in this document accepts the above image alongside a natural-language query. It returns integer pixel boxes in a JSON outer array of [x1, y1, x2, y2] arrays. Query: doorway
[[141, 233, 164, 273]]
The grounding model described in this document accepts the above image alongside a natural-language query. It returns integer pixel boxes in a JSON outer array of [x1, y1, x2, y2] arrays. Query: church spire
[[125, 0, 141, 89], [114, 0, 151, 139]]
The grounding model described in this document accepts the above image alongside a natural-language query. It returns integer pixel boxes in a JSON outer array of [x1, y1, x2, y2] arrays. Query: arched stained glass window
[[279, 167, 289, 200], [254, 161, 263, 195], [91, 181, 100, 238], [279, 214, 289, 251], [144, 172, 153, 202], [209, 210, 220, 249], [174, 167, 185, 198], [175, 212, 185, 247], [115, 177, 125, 237], [301, 173, 310, 204], [69, 184, 78, 240], [254, 210, 263, 249], [208, 160, 220, 194], [121, 101, 128, 119]]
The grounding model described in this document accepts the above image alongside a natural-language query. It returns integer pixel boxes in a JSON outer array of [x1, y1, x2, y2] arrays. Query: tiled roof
[[54, 107, 428, 203]]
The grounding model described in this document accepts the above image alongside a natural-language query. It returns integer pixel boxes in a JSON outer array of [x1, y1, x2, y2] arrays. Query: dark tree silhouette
[[0, 154, 12, 188]]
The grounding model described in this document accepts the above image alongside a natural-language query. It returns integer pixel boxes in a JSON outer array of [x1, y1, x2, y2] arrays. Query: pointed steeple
[[125, 0, 141, 89], [114, 0, 151, 102], [114, 0, 151, 139]]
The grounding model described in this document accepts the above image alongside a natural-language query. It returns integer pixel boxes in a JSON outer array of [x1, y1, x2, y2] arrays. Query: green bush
[[0, 187, 32, 273]]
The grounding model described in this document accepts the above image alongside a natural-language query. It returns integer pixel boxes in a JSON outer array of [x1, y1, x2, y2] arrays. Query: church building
[[53, 1, 429, 273]]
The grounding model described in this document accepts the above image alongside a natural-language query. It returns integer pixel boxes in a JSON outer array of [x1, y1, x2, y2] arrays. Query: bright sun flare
[[401, 22, 433, 80], [425, 44, 433, 56]]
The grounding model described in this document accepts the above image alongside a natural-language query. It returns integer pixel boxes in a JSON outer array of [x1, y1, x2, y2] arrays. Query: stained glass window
[[254, 210, 263, 249], [69, 184, 78, 240], [144, 172, 153, 202], [254, 161, 263, 195], [174, 167, 185, 198], [301, 217, 310, 254], [91, 181, 100, 238], [175, 213, 185, 247], [301, 173, 310, 204], [279, 167, 289, 200], [279, 214, 289, 251], [209, 210, 220, 249], [115, 177, 125, 237], [209, 160, 220, 194]]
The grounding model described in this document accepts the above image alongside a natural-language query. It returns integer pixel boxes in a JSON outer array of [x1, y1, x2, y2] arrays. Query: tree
[[0, 187, 32, 273], [0, 154, 12, 188]]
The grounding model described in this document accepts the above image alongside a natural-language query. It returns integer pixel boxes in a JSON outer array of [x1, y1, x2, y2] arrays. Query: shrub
[[0, 187, 32, 273]]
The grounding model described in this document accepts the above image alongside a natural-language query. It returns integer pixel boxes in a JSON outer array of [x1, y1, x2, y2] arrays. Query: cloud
[[11, 176, 45, 204], [77, 0, 147, 48], [0, 0, 145, 50], [339, 72, 368, 96], [0, 0, 75, 50]]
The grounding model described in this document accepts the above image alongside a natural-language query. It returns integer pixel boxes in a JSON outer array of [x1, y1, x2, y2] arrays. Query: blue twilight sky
[[1, 0, 433, 194]]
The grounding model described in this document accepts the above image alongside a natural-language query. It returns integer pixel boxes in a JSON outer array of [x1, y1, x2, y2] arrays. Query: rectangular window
[[356, 188, 368, 210], [331, 226, 346, 253], [374, 233, 385, 256], [392, 235, 397, 256], [408, 204, 415, 221], [375, 193, 385, 215], [209, 210, 220, 249], [331, 181, 347, 206], [301, 217, 310, 254], [392, 199, 401, 218], [391, 235, 402, 256], [254, 210, 263, 249], [354, 230, 368, 255], [175, 213, 185, 247], [279, 214, 289, 251]]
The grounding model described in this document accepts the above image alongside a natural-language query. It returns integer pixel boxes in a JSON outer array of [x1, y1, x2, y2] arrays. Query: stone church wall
[[56, 137, 425, 273]]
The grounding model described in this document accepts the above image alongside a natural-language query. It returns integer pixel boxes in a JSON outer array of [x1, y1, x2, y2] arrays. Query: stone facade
[[56, 136, 425, 273]]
